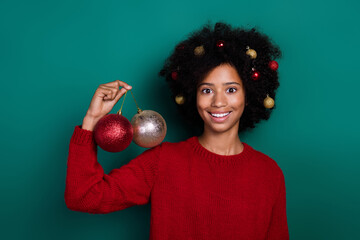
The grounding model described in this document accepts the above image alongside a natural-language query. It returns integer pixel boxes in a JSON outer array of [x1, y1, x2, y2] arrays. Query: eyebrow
[[198, 82, 242, 87]]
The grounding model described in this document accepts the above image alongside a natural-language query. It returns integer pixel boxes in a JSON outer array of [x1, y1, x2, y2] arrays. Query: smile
[[207, 111, 232, 123], [210, 112, 231, 118]]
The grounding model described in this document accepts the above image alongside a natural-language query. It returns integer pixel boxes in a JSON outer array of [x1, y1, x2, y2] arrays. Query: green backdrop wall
[[1, 0, 359, 239]]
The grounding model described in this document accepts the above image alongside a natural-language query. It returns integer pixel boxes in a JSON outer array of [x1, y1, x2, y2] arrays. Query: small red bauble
[[269, 60, 279, 71], [216, 40, 225, 48], [93, 114, 133, 152], [171, 71, 178, 80], [176, 44, 185, 51], [251, 69, 260, 80]]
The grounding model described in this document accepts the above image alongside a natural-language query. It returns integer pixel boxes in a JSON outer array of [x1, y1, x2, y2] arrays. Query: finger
[[114, 88, 127, 102], [103, 80, 132, 90], [115, 80, 132, 90], [99, 86, 115, 99]]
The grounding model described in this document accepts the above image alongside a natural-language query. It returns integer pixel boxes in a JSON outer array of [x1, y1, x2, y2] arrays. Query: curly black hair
[[159, 21, 282, 133]]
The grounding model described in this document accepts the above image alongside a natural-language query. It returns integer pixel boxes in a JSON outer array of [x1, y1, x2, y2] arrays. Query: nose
[[211, 92, 227, 108]]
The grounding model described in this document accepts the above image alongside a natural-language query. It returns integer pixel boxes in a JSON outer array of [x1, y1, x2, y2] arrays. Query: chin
[[204, 122, 240, 134], [198, 110, 242, 134]]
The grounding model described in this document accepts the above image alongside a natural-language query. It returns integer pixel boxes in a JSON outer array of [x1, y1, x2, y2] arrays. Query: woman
[[65, 22, 289, 240]]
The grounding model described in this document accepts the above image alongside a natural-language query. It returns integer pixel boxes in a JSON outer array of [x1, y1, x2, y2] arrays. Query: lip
[[207, 111, 232, 123], [210, 111, 230, 114]]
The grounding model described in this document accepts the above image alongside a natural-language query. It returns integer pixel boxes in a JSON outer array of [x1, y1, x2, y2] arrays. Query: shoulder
[[148, 136, 197, 162], [130, 137, 192, 167], [157, 136, 195, 153]]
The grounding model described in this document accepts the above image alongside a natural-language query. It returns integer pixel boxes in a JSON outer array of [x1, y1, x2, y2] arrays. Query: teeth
[[211, 112, 230, 118]]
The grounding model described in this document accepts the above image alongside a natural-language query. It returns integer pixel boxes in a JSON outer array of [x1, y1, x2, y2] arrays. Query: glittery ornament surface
[[93, 114, 133, 152], [269, 60, 279, 71], [131, 110, 167, 148]]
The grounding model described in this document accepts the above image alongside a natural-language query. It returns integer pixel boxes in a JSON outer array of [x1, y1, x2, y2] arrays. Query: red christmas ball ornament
[[171, 71, 178, 80], [93, 113, 133, 152], [269, 60, 279, 71], [176, 44, 185, 51], [216, 40, 225, 48], [251, 68, 260, 80]]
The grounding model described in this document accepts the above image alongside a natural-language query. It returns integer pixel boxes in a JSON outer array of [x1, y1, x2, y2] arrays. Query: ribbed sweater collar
[[187, 136, 253, 165]]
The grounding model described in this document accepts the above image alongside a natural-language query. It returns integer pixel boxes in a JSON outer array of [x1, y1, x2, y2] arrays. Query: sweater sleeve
[[265, 169, 290, 240], [64, 125, 161, 214]]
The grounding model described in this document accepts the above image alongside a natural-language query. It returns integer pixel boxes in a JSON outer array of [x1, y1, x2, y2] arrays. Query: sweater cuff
[[70, 125, 96, 146]]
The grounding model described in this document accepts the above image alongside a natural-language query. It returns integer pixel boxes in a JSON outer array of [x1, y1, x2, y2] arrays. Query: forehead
[[199, 63, 242, 85]]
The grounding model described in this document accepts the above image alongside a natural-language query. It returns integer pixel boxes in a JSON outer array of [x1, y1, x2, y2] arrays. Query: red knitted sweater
[[65, 125, 289, 240]]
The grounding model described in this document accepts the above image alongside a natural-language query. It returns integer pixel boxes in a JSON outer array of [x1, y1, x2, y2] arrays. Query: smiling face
[[196, 63, 246, 135]]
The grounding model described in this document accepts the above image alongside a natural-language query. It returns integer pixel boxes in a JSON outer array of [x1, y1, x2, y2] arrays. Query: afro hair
[[159, 21, 282, 133]]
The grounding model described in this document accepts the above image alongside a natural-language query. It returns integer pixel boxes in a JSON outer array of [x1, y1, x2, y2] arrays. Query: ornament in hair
[[194, 45, 205, 56], [269, 60, 279, 71], [263, 94, 275, 109], [251, 68, 260, 80], [216, 40, 225, 48], [246, 46, 257, 59], [175, 95, 185, 105], [176, 44, 185, 51], [171, 71, 178, 80]]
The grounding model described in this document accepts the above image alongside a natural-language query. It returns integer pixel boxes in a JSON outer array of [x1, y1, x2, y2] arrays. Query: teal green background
[[1, 0, 359, 239]]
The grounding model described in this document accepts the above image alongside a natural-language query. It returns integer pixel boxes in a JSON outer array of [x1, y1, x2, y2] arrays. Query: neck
[[198, 127, 243, 156]]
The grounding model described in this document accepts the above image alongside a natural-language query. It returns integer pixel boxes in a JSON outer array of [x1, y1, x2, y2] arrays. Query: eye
[[201, 88, 213, 94], [227, 87, 237, 93]]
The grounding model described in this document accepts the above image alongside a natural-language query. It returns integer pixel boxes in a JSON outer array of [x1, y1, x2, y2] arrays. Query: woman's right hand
[[82, 80, 132, 131]]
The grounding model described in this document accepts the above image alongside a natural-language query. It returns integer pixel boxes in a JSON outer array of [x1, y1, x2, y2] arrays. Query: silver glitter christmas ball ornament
[[130, 110, 167, 148]]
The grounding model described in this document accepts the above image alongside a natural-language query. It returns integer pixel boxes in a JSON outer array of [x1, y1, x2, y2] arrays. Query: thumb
[[114, 88, 127, 103]]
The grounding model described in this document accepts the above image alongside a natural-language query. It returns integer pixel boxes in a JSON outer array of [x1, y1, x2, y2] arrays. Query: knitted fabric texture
[[65, 125, 289, 240]]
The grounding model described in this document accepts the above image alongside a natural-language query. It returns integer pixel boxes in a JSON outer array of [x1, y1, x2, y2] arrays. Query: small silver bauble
[[130, 110, 167, 148]]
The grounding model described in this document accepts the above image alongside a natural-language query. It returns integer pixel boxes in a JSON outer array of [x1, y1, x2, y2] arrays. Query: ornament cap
[[129, 90, 142, 114], [117, 90, 128, 115]]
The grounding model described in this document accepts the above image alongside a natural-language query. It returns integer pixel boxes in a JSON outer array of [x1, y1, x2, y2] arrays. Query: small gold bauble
[[194, 45, 205, 56], [263, 94, 275, 109], [246, 49, 257, 59], [175, 95, 185, 105]]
